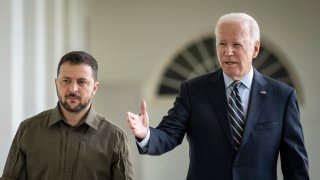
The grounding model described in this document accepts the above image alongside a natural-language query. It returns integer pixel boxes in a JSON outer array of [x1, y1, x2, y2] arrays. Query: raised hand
[[126, 100, 149, 139]]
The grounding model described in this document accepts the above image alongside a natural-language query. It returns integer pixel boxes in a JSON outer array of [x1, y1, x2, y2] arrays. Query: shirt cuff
[[136, 129, 150, 148]]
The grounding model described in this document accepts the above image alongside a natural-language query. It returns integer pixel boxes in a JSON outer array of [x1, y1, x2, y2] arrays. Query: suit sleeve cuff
[[136, 129, 150, 148]]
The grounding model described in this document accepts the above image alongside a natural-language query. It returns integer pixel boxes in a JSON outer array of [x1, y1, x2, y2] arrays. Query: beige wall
[[1, 0, 319, 179]]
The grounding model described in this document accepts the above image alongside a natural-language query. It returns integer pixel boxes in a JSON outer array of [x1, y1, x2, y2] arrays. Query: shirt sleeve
[[111, 131, 134, 180], [136, 128, 150, 148], [1, 123, 27, 180]]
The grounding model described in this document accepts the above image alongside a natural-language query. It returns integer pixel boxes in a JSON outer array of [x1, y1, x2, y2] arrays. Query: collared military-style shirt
[[1, 105, 134, 180]]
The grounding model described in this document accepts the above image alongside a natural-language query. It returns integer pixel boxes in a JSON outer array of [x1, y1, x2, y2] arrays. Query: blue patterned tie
[[228, 81, 245, 151]]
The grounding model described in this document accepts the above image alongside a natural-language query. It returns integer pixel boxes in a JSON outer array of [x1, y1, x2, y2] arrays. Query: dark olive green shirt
[[1, 105, 134, 180]]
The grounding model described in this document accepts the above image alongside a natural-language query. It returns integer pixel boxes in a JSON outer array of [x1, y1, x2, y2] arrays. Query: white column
[[34, 0, 46, 112], [23, 0, 46, 117], [45, 0, 66, 107], [0, 0, 24, 173], [11, 0, 25, 138], [0, 0, 12, 173]]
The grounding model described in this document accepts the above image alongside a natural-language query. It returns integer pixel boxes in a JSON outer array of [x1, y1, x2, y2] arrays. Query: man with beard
[[1, 51, 134, 180]]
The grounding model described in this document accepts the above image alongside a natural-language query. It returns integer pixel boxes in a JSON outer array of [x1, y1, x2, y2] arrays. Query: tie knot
[[232, 81, 241, 89]]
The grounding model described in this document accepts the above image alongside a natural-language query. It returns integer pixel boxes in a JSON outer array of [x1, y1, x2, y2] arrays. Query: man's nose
[[68, 82, 79, 92], [225, 46, 234, 56]]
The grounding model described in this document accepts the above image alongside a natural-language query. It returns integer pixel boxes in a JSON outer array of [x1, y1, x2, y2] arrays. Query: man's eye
[[218, 42, 226, 46], [78, 80, 87, 85], [62, 80, 70, 84]]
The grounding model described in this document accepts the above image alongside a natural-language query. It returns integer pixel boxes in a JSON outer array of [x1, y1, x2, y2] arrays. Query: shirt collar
[[223, 67, 254, 89], [48, 103, 98, 130]]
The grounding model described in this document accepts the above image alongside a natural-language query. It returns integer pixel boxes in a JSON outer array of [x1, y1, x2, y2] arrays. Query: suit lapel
[[239, 69, 268, 150], [206, 70, 234, 149]]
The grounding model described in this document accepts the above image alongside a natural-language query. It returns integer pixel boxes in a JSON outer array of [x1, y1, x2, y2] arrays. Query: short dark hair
[[57, 51, 98, 81]]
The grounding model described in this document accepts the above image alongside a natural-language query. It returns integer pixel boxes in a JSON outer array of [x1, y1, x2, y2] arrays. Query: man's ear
[[93, 81, 100, 95], [252, 40, 260, 58]]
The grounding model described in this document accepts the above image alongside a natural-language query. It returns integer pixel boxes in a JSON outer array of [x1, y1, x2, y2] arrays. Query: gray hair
[[214, 12, 260, 43]]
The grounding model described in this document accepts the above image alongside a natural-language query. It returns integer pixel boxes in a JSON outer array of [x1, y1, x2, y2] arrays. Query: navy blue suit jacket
[[139, 69, 309, 180]]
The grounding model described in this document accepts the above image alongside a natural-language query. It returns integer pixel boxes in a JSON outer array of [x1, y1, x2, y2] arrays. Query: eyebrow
[[60, 77, 89, 81]]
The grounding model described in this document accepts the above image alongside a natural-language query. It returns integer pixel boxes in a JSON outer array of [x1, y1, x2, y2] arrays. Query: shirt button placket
[[64, 128, 74, 179]]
